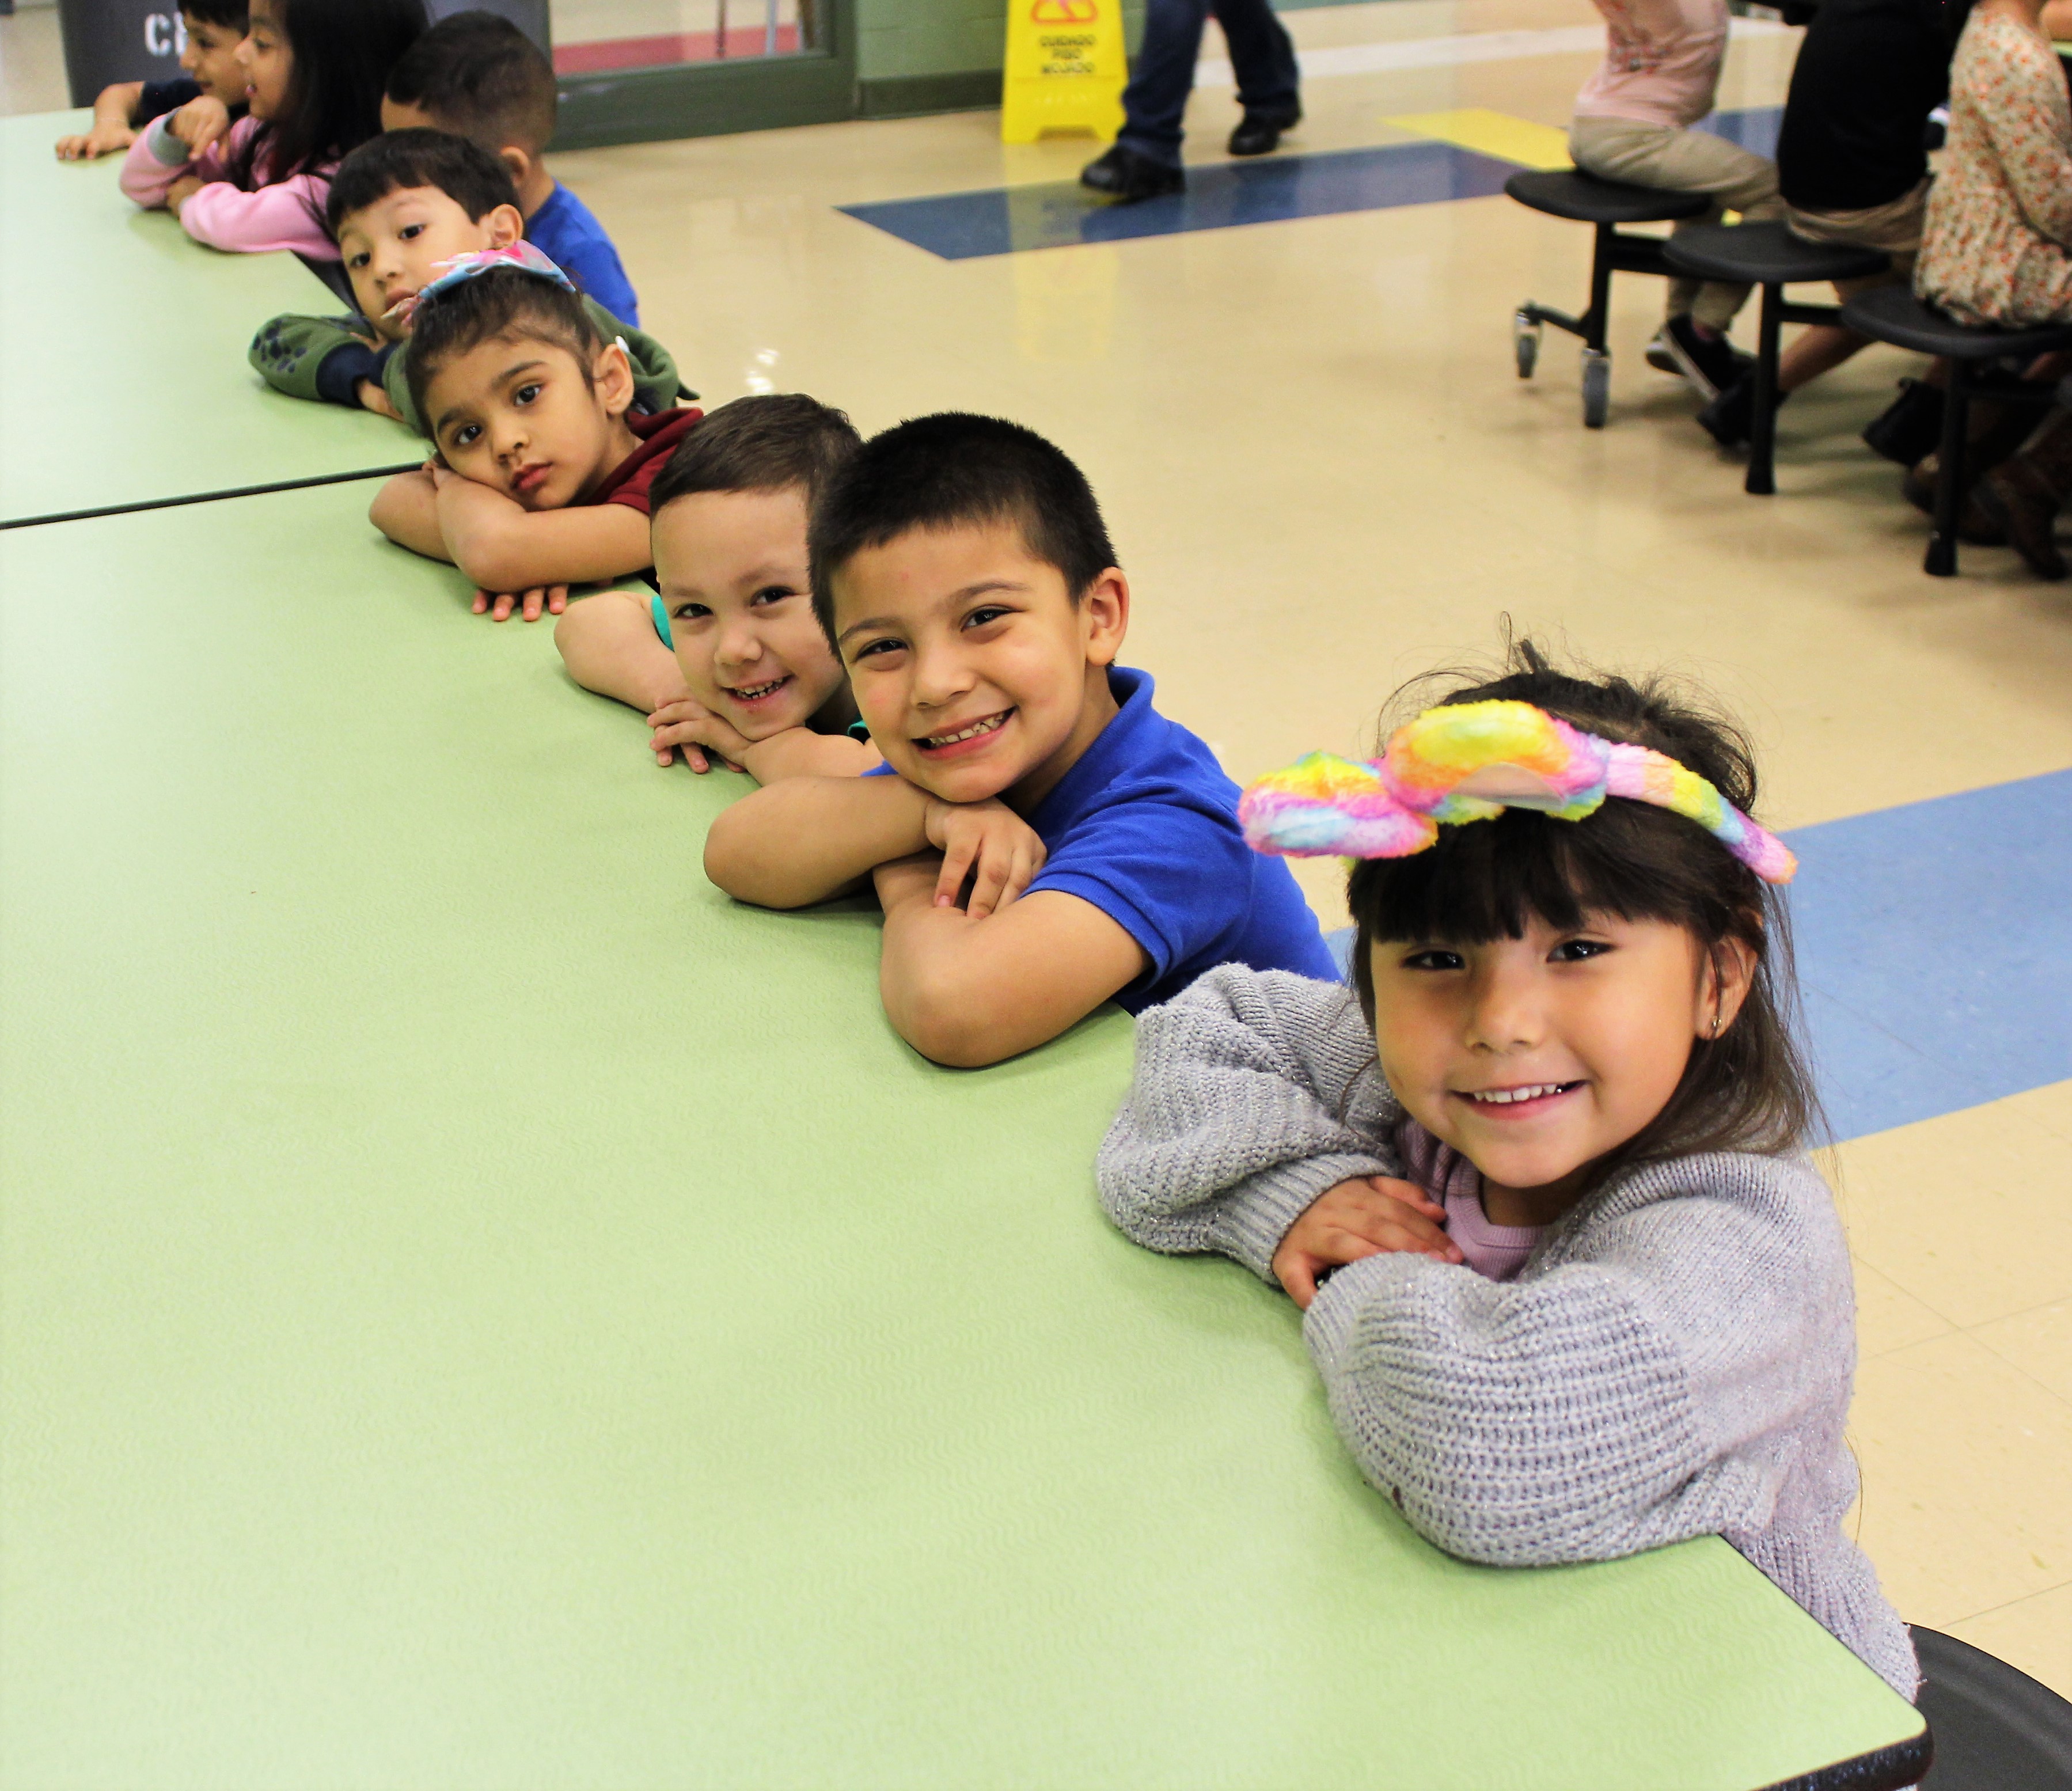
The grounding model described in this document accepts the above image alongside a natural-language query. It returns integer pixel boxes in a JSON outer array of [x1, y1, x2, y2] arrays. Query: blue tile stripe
[[1323, 768, 2071, 1144], [841, 140, 1518, 260], [840, 106, 1786, 261]]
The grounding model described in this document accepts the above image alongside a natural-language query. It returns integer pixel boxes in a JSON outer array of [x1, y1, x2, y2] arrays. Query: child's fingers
[[965, 850, 1010, 920], [471, 590, 490, 614], [519, 587, 547, 623], [547, 585, 568, 614], [491, 592, 517, 622], [1367, 1175, 1445, 1219], [935, 837, 978, 908], [1274, 1250, 1320, 1308]]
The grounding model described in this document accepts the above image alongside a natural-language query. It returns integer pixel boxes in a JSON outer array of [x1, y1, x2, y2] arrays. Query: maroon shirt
[[592, 407, 704, 514]]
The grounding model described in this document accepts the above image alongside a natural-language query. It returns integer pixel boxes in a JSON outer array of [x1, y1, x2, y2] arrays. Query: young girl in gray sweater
[[1097, 644, 1918, 1699]]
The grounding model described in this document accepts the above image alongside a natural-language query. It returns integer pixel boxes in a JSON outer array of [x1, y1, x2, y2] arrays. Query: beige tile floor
[[8, 0, 2069, 1698]]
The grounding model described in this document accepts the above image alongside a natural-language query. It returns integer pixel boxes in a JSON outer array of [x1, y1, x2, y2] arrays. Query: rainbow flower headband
[[384, 241, 575, 330], [1239, 700, 1797, 883]]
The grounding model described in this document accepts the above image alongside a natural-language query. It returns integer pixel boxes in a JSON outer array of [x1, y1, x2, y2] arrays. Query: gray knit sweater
[[1096, 965, 1919, 1699]]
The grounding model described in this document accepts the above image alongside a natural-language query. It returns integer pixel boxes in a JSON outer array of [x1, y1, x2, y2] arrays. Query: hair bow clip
[[1238, 700, 1796, 883], [383, 240, 576, 331]]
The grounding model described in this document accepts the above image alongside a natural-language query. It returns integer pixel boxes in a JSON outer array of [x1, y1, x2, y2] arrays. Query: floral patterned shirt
[[1917, 8, 2072, 327]]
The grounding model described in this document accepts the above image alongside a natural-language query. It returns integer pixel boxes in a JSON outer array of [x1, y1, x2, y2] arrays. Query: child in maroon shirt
[[368, 246, 700, 622]]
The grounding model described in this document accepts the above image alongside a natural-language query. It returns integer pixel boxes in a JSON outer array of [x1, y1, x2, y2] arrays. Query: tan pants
[[1569, 114, 1784, 329], [1787, 178, 1930, 298]]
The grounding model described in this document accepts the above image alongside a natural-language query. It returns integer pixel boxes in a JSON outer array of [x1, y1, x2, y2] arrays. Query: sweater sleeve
[[1975, 31, 2072, 247], [1300, 1162, 1842, 1568], [178, 167, 336, 256], [118, 115, 197, 209], [1095, 964, 1398, 1282], [249, 311, 373, 404]]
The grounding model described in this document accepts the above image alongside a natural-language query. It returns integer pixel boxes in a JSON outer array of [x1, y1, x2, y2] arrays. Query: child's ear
[[499, 145, 533, 191], [484, 202, 525, 249], [1078, 567, 1130, 668], [593, 337, 636, 418], [1700, 933, 1760, 1040]]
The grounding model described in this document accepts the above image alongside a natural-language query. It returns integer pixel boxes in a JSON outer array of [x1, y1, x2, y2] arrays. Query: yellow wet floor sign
[[1002, 0, 1128, 143]]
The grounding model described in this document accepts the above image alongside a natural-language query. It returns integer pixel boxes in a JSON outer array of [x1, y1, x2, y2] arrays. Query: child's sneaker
[[1659, 313, 1747, 402]]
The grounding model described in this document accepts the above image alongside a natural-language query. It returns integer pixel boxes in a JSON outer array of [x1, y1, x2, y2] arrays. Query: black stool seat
[[1910, 1626, 2072, 1789], [1842, 283, 2072, 359], [1503, 169, 1710, 226], [1665, 220, 1889, 286]]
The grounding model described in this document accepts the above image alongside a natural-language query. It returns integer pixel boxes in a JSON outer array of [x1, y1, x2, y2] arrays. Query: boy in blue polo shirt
[[381, 10, 642, 326], [703, 413, 1335, 1066]]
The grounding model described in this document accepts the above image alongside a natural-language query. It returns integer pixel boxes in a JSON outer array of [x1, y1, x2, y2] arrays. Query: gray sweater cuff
[[146, 116, 188, 166], [1217, 1152, 1393, 1283], [1302, 1246, 1420, 1368]]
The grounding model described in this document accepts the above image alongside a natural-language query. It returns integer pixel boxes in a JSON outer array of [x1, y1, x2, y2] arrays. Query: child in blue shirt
[[704, 413, 1336, 1067], [380, 9, 641, 325]]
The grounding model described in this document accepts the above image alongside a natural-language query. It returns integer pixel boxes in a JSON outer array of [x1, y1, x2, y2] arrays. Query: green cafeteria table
[[0, 489, 1931, 1786], [1, 112, 416, 528]]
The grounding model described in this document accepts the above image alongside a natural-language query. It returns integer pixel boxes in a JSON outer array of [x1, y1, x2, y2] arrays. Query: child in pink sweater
[[120, 0, 424, 257]]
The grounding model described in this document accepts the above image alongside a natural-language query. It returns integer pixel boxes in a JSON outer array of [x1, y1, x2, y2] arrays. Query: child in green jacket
[[248, 129, 683, 435]]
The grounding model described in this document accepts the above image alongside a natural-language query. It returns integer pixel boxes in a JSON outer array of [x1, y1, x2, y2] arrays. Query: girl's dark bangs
[[1358, 806, 1702, 943]]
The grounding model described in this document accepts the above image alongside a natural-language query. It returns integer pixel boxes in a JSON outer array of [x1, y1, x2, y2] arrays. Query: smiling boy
[[703, 413, 1336, 1067], [55, 2, 247, 161], [555, 393, 879, 776]]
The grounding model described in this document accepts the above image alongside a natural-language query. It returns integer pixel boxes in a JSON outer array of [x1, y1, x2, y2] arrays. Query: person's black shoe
[[1697, 373, 1787, 447], [1660, 313, 1745, 403], [1080, 145, 1185, 203], [1862, 378, 1946, 466], [1228, 108, 1300, 157]]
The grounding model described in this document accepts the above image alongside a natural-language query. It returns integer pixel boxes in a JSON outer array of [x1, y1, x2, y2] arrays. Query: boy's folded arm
[[434, 480, 653, 590], [1302, 1187, 1832, 1566], [248, 313, 378, 405], [1096, 965, 1397, 1277], [873, 876, 1148, 1069], [704, 775, 933, 908]]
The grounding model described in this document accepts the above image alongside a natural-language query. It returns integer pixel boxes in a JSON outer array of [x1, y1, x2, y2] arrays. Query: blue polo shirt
[[871, 666, 1337, 1012], [526, 183, 641, 327]]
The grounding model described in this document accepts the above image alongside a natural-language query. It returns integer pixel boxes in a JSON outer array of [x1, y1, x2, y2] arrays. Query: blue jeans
[[1115, 0, 1300, 169]]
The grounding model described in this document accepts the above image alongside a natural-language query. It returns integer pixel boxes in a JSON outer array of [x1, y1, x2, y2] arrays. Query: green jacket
[[248, 295, 688, 438]]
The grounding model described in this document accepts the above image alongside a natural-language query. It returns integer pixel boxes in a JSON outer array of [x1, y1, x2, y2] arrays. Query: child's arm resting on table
[[431, 470, 652, 591], [872, 857, 1148, 1067], [1302, 1175, 1834, 1568], [1096, 964, 1403, 1277], [369, 469, 447, 560], [56, 82, 144, 159], [704, 774, 942, 907]]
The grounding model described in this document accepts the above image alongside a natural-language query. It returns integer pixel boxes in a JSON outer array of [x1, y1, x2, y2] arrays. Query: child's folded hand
[[472, 584, 567, 624], [646, 697, 751, 774], [165, 96, 231, 158], [1271, 1175, 1462, 1308], [920, 797, 1047, 920]]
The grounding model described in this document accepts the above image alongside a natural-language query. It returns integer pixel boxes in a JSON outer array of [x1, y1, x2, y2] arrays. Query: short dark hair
[[405, 265, 605, 435], [807, 413, 1117, 642], [385, 9, 557, 155], [1345, 636, 1820, 1179], [648, 394, 861, 518], [180, 1, 249, 29], [324, 127, 518, 237]]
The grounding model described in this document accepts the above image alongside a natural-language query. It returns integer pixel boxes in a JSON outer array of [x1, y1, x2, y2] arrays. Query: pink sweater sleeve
[[178, 168, 337, 257], [117, 116, 224, 208], [116, 115, 338, 258]]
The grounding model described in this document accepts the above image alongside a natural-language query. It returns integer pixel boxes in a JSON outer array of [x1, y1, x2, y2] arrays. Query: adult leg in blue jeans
[[1082, 0, 1301, 203]]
